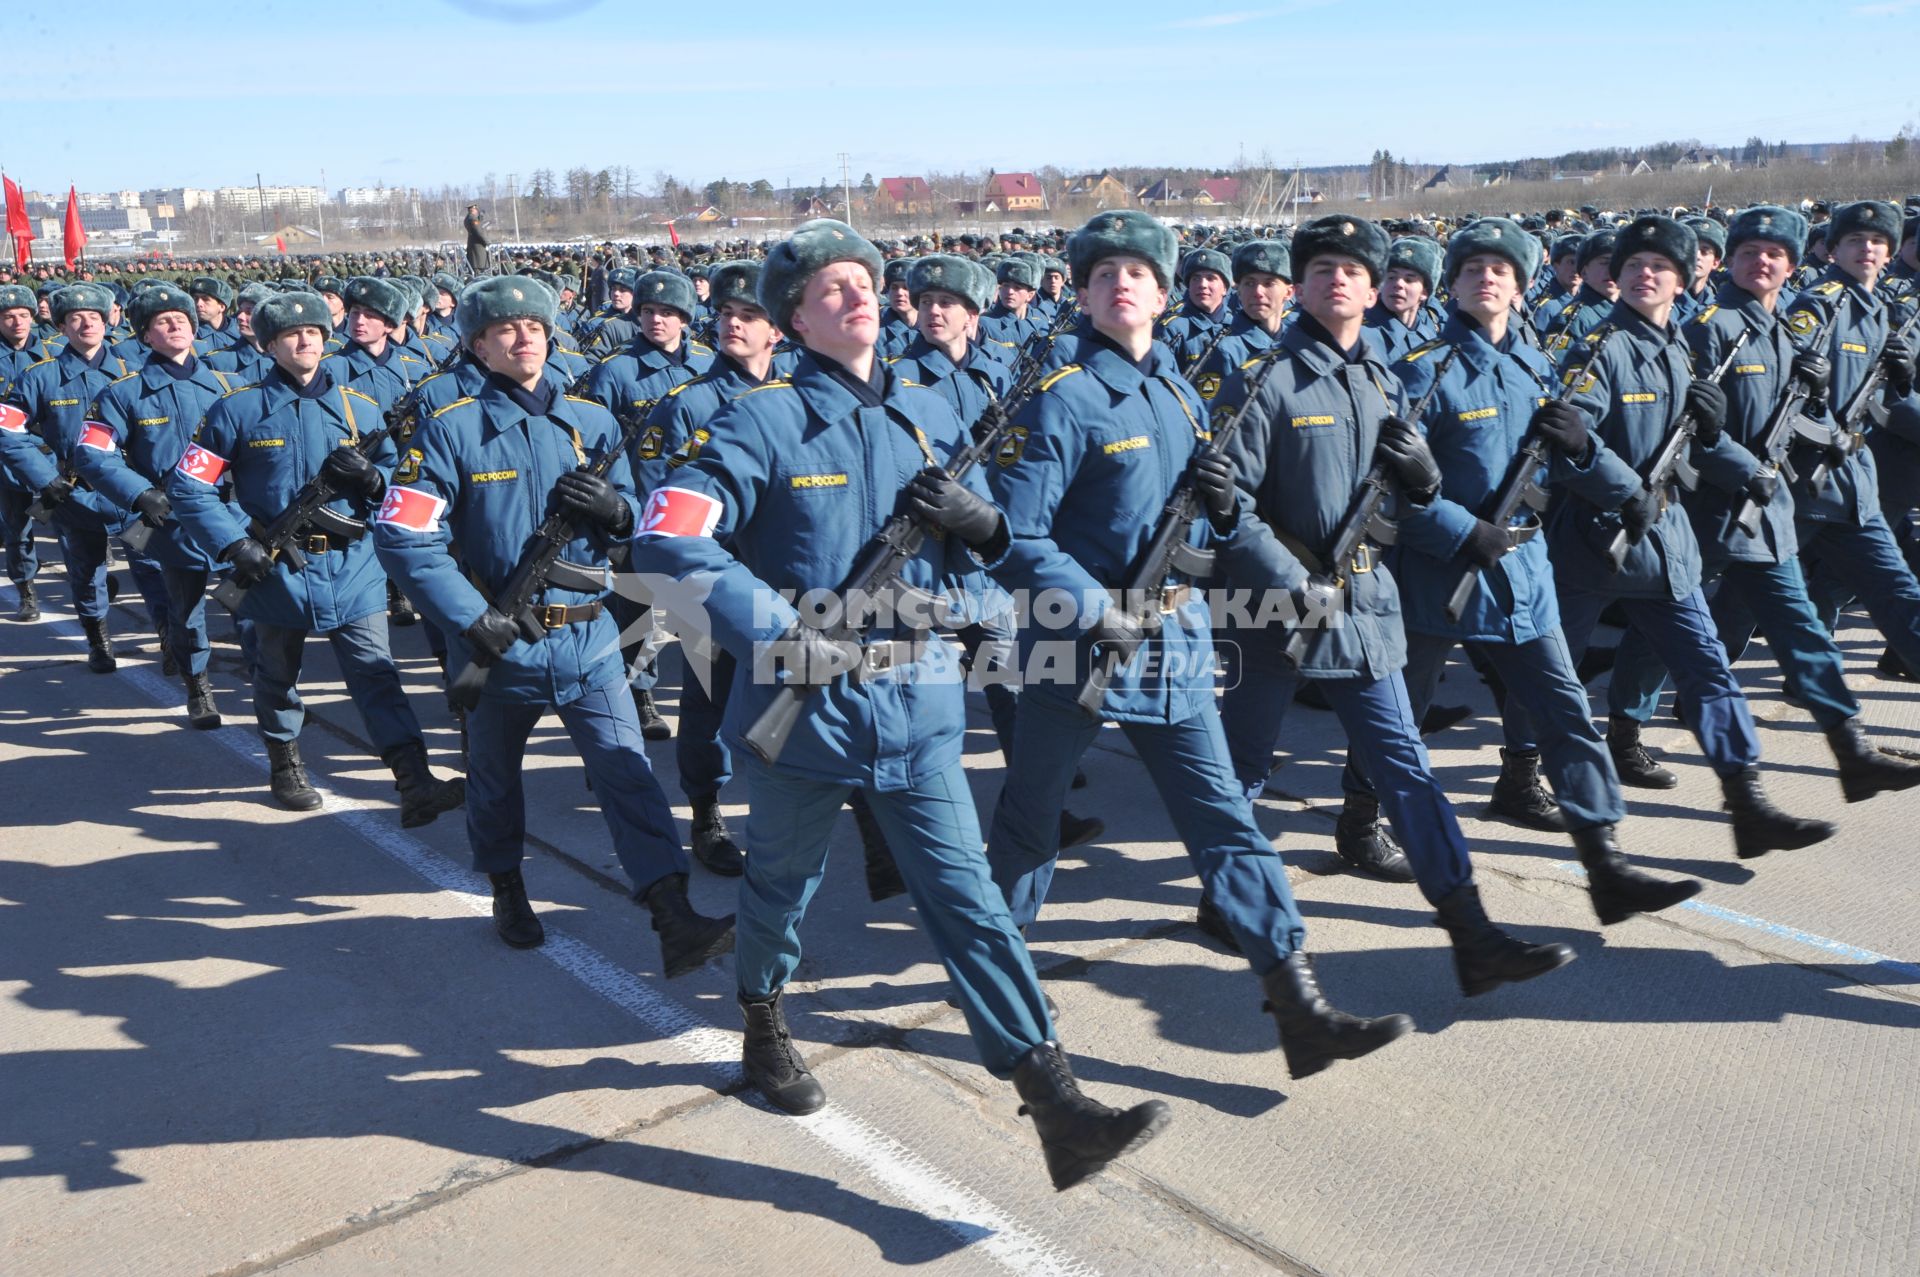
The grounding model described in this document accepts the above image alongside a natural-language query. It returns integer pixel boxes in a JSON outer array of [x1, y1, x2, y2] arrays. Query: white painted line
[[4, 586, 1094, 1277]]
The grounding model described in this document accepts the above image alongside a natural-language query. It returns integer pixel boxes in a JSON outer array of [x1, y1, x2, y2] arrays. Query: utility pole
[[317, 167, 326, 250], [839, 152, 853, 230], [255, 171, 267, 240]]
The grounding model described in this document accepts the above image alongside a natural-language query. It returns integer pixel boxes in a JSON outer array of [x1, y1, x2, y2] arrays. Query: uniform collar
[[790, 348, 896, 420], [901, 335, 960, 378], [1714, 281, 1778, 330], [1604, 299, 1673, 343], [474, 370, 586, 440], [141, 352, 200, 385], [1077, 327, 1161, 394], [1819, 264, 1882, 311], [259, 365, 339, 412], [1438, 311, 1503, 374]]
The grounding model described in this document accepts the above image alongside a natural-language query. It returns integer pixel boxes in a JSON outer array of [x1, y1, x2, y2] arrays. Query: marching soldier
[[1548, 215, 1834, 859], [629, 220, 1173, 1190], [978, 257, 1042, 349], [80, 283, 244, 728], [320, 277, 422, 411], [1210, 213, 1576, 995], [1157, 246, 1232, 365], [982, 209, 1415, 1074], [0, 284, 51, 621], [1534, 230, 1618, 350], [877, 258, 916, 357], [0, 284, 138, 669], [1362, 237, 1443, 362], [166, 291, 465, 825], [1351, 217, 1702, 924], [373, 275, 735, 971]]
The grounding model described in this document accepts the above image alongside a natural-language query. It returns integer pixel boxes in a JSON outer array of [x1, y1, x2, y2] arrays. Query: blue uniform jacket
[[1388, 316, 1580, 642], [586, 336, 714, 469], [977, 305, 1040, 349], [628, 349, 994, 791], [1679, 286, 1801, 566], [1550, 303, 1703, 600], [79, 356, 243, 569], [634, 355, 772, 498], [887, 336, 1012, 431], [990, 337, 1267, 721], [1212, 321, 1411, 679], [167, 369, 394, 629], [374, 381, 639, 707], [319, 342, 415, 413], [1783, 269, 1890, 528], [0, 345, 137, 531]]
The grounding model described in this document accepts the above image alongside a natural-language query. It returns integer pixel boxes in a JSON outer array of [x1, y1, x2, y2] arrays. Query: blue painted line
[[1549, 862, 1920, 983]]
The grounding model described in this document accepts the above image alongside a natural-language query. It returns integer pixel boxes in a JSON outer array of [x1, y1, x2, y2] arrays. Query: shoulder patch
[[430, 396, 477, 419], [994, 426, 1029, 468], [1038, 365, 1083, 392]]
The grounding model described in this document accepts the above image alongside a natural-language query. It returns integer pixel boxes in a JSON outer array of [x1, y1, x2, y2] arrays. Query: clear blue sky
[[6, 0, 1918, 195]]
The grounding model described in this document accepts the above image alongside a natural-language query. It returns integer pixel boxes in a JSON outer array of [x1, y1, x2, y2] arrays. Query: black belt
[[1275, 529, 1376, 578], [854, 637, 928, 678]]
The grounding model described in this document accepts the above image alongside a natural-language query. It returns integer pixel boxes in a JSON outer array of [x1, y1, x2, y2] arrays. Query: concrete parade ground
[[2, 564, 1916, 1277]]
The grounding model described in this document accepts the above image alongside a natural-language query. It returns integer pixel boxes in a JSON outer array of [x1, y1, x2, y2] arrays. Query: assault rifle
[[1601, 318, 1754, 570]]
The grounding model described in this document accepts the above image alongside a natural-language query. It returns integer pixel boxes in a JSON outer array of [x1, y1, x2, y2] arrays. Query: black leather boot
[[633, 688, 671, 741], [1432, 881, 1575, 997], [1334, 793, 1414, 882], [12, 581, 38, 622], [1011, 1041, 1172, 1191], [1607, 716, 1676, 789], [381, 740, 466, 829], [1877, 646, 1915, 682], [1194, 888, 1241, 953], [1719, 768, 1835, 859], [81, 616, 117, 673], [1488, 748, 1567, 831], [488, 869, 544, 948], [740, 991, 826, 1115], [1261, 953, 1415, 1080], [157, 630, 178, 677], [850, 792, 906, 902], [265, 738, 322, 811], [1826, 717, 1920, 803], [690, 792, 745, 876], [1572, 825, 1700, 925], [642, 873, 735, 978], [184, 672, 221, 730], [1058, 810, 1105, 851]]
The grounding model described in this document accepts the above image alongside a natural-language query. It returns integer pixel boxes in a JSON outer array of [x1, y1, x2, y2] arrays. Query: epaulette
[[690, 341, 713, 354], [110, 370, 139, 384], [342, 387, 377, 405], [562, 394, 601, 407], [1401, 337, 1450, 363], [1693, 304, 1720, 325], [596, 348, 623, 364], [221, 382, 261, 398], [417, 370, 445, 386], [1037, 364, 1083, 392], [430, 395, 477, 418], [26, 356, 54, 370], [665, 379, 699, 396], [1812, 280, 1845, 297], [899, 379, 925, 389], [736, 379, 792, 397]]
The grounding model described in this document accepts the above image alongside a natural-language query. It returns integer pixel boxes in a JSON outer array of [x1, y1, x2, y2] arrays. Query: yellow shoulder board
[[430, 396, 477, 419], [1814, 280, 1844, 296], [665, 380, 695, 397], [596, 348, 624, 364], [1038, 365, 1083, 392], [1401, 338, 1448, 363], [563, 394, 600, 407], [342, 387, 377, 404], [27, 356, 54, 370], [221, 382, 260, 398], [111, 370, 139, 384], [737, 379, 792, 397], [691, 341, 713, 354], [1694, 304, 1720, 325]]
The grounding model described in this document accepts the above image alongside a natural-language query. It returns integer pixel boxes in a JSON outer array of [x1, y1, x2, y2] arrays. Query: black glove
[[1790, 351, 1831, 397], [131, 487, 171, 527], [1884, 335, 1916, 399], [462, 607, 520, 668], [1530, 399, 1588, 454], [1190, 452, 1238, 528], [321, 446, 385, 502], [905, 466, 1004, 550], [1685, 379, 1728, 447], [1375, 415, 1441, 496], [222, 536, 274, 587], [36, 477, 73, 509], [1291, 574, 1343, 627], [970, 399, 1008, 446], [1744, 468, 1779, 509], [1085, 606, 1147, 670], [768, 619, 861, 687], [1619, 486, 1659, 544], [554, 470, 633, 536], [1461, 519, 1511, 569]]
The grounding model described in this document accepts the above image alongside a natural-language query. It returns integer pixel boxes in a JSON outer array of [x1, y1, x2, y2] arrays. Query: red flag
[[3, 175, 33, 268], [668, 220, 679, 247], [275, 235, 287, 254], [62, 185, 86, 269]]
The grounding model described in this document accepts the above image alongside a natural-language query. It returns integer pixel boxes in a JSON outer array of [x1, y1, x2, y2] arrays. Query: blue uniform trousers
[[123, 548, 170, 639], [0, 486, 38, 585], [675, 648, 734, 799], [465, 680, 685, 893], [740, 752, 1050, 1078], [1790, 513, 1920, 674], [252, 614, 423, 753], [161, 566, 213, 678], [53, 522, 110, 621], [1613, 558, 1857, 732], [958, 621, 1020, 760], [1557, 588, 1759, 777], [987, 689, 1308, 972], [1218, 638, 1474, 906], [1402, 629, 1625, 831], [608, 593, 660, 693]]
